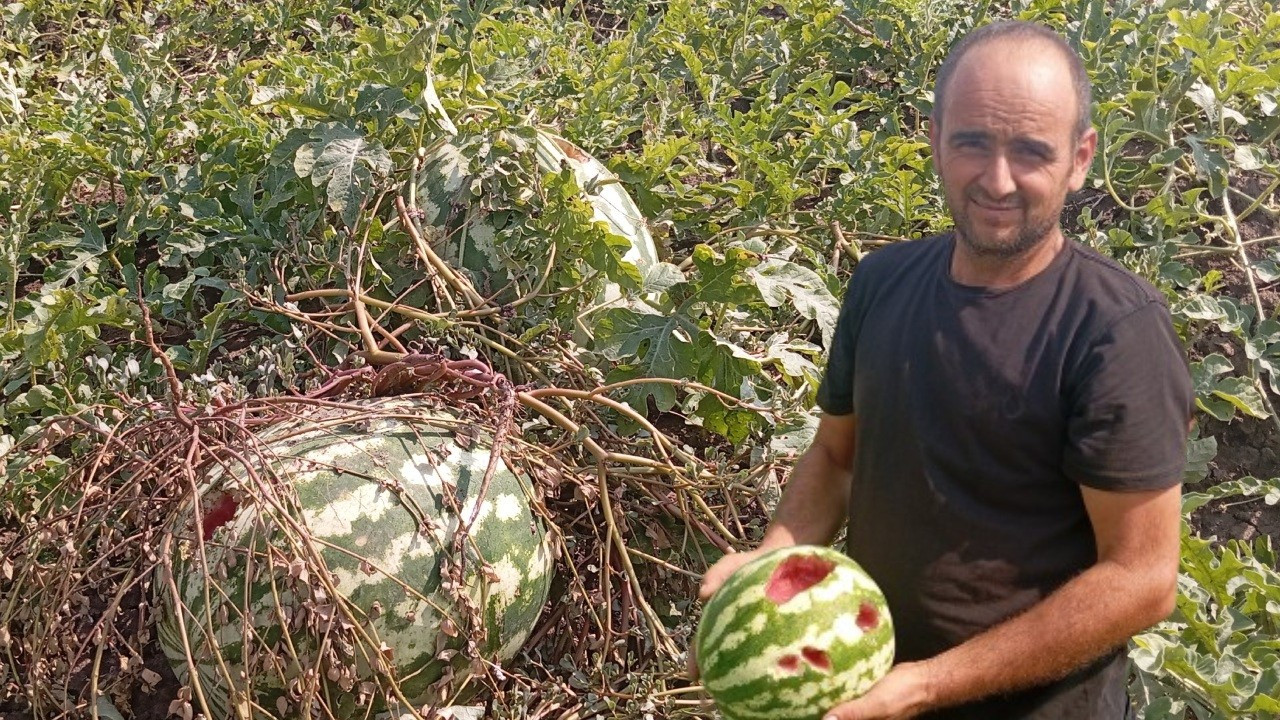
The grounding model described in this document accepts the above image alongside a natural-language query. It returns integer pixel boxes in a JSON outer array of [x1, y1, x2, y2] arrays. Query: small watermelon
[[695, 545, 895, 720], [155, 399, 554, 718]]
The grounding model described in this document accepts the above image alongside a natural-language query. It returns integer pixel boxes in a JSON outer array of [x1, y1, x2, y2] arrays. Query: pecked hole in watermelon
[[764, 554, 836, 604], [801, 646, 832, 672], [777, 654, 801, 673], [201, 493, 240, 541], [857, 602, 880, 631]]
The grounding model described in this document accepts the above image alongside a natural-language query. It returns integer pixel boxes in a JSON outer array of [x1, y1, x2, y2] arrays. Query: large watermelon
[[155, 399, 554, 718], [695, 545, 895, 720]]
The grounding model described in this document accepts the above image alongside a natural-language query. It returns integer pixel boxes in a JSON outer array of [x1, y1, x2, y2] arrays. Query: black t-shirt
[[816, 234, 1193, 719]]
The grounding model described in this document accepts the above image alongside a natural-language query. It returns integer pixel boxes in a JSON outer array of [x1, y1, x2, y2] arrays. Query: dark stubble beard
[[951, 201, 1061, 260]]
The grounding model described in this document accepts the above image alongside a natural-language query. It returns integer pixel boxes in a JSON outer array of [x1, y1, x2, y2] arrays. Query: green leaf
[[1183, 435, 1218, 485], [769, 410, 819, 458], [42, 219, 106, 289], [641, 262, 687, 294], [1176, 294, 1226, 322], [594, 308, 699, 375], [1159, 261, 1199, 289], [749, 259, 840, 348], [1184, 135, 1229, 198], [187, 302, 232, 373], [420, 71, 458, 135], [294, 123, 393, 228], [1191, 353, 1234, 394], [1234, 144, 1271, 171], [693, 395, 757, 444], [1197, 395, 1237, 422], [687, 244, 760, 304], [1252, 259, 1280, 284], [1211, 376, 1271, 419]]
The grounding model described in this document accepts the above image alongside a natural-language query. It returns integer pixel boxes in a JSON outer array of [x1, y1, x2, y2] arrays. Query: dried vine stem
[[396, 195, 490, 310]]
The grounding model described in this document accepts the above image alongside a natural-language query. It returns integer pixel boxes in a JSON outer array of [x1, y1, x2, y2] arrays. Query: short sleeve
[[1063, 301, 1194, 491], [816, 262, 875, 416]]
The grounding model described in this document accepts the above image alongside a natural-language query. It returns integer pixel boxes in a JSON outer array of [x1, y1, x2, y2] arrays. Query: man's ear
[[1069, 126, 1098, 191]]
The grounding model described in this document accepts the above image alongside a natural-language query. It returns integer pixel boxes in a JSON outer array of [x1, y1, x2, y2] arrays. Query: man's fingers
[[698, 550, 756, 600], [822, 698, 872, 720]]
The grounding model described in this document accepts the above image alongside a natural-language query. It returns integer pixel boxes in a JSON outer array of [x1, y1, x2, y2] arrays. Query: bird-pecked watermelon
[[155, 399, 554, 718], [695, 545, 895, 720]]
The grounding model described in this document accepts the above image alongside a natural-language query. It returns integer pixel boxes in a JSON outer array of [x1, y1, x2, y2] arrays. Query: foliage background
[[1, 0, 1279, 717]]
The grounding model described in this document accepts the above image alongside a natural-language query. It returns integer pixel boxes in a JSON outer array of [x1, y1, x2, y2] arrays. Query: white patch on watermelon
[[493, 493, 522, 521], [465, 222, 503, 271], [302, 483, 399, 538], [431, 144, 469, 194], [292, 435, 383, 467], [489, 555, 522, 606], [497, 622, 534, 660], [712, 610, 768, 654], [727, 642, 896, 719], [699, 584, 766, 652], [400, 454, 447, 491], [525, 536, 552, 583]]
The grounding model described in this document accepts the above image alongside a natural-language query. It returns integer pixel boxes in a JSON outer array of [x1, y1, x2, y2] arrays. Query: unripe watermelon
[[695, 545, 894, 720], [155, 399, 554, 718]]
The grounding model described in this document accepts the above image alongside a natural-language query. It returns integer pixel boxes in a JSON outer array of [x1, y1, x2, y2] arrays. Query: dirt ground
[[1190, 413, 1280, 546]]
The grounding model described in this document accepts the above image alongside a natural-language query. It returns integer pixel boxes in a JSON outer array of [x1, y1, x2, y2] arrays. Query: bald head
[[932, 22, 1093, 139]]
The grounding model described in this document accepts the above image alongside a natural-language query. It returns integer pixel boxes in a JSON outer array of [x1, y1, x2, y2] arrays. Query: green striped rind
[[156, 399, 553, 716], [695, 546, 895, 720]]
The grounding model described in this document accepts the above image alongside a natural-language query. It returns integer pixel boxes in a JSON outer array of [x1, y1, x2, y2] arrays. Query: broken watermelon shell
[[695, 545, 894, 720]]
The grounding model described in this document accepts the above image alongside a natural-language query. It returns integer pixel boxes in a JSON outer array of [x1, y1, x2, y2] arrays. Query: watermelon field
[[1, 0, 1279, 717]]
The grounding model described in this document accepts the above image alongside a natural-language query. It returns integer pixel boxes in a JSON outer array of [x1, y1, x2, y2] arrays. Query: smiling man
[[694, 21, 1194, 720]]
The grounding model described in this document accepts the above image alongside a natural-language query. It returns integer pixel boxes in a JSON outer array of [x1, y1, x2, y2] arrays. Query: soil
[[1191, 414, 1280, 546], [1179, 171, 1280, 548]]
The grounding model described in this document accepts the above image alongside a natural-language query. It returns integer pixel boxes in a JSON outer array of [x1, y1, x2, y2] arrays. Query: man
[[693, 21, 1194, 720]]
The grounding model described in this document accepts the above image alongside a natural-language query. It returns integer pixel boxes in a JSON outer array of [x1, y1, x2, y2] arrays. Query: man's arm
[[696, 413, 857, 599], [757, 412, 858, 549], [825, 482, 1182, 719]]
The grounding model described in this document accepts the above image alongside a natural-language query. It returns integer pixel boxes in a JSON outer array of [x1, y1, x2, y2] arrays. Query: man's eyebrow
[[1012, 137, 1055, 157], [947, 130, 990, 145]]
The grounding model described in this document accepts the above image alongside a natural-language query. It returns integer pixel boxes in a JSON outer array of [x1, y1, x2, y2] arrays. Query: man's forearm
[[921, 559, 1174, 709], [760, 444, 852, 550]]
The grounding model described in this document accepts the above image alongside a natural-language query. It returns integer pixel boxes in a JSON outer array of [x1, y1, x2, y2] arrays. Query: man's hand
[[823, 662, 935, 720], [687, 549, 768, 680], [698, 549, 765, 602]]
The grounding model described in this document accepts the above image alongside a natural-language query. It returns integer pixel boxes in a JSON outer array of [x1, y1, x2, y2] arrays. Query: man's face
[[930, 40, 1097, 259]]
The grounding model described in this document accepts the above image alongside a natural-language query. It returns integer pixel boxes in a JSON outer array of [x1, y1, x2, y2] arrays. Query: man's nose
[[977, 152, 1017, 199]]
